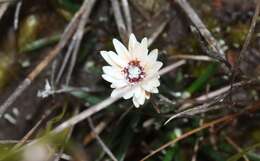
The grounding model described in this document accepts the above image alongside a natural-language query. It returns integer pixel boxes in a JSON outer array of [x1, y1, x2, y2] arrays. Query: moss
[[226, 23, 249, 48], [0, 55, 14, 89], [18, 15, 41, 51]]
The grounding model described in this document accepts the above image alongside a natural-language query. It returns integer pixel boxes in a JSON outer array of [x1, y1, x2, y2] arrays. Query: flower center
[[123, 60, 145, 84]]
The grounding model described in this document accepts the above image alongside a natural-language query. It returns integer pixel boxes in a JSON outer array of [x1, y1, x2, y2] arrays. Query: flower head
[[23, 143, 53, 161], [101, 34, 163, 107]]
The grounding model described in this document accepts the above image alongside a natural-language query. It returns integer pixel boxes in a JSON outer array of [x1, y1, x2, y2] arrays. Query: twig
[[171, 54, 214, 61], [191, 139, 200, 161], [55, 36, 76, 84], [13, 0, 22, 31], [129, 0, 150, 20], [65, 0, 96, 85], [237, 0, 260, 69], [225, 136, 250, 161], [84, 118, 111, 145], [65, 40, 80, 85], [51, 60, 58, 88], [88, 117, 118, 161], [116, 106, 133, 125], [0, 140, 31, 144], [12, 107, 55, 150], [148, 20, 169, 46], [51, 60, 186, 134], [165, 94, 227, 124], [121, 0, 132, 34], [159, 94, 176, 105], [0, 0, 15, 3], [174, 0, 227, 64], [229, 1, 260, 104], [0, 2, 9, 21], [53, 107, 79, 161], [191, 118, 204, 161], [0, 79, 30, 117], [110, 0, 128, 43], [0, 0, 92, 117], [141, 115, 235, 161], [140, 102, 260, 161], [179, 80, 255, 110], [55, 28, 90, 84]]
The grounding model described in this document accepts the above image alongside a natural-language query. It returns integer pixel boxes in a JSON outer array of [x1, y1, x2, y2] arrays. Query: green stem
[[185, 62, 218, 97], [58, 0, 80, 13], [20, 34, 61, 53]]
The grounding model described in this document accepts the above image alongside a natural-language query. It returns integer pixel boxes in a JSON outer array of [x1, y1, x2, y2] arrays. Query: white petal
[[102, 66, 124, 80], [108, 51, 128, 67], [141, 78, 160, 92], [102, 74, 120, 84], [133, 96, 140, 108], [101, 51, 117, 67], [128, 34, 149, 60], [133, 42, 148, 60], [151, 87, 159, 93], [113, 39, 131, 60], [110, 80, 127, 88], [134, 87, 145, 106], [148, 49, 158, 62], [141, 37, 148, 49], [128, 33, 137, 54], [123, 87, 135, 99], [138, 89, 146, 105], [154, 62, 163, 70], [100, 51, 127, 68], [146, 61, 163, 75], [151, 78, 160, 87], [111, 87, 126, 98]]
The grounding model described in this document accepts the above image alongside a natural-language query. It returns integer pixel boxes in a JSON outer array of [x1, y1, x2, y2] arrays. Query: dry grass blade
[[0, 0, 14, 3], [111, 0, 128, 43], [13, 1, 22, 30], [174, 0, 227, 64], [165, 97, 225, 124], [53, 108, 79, 161], [12, 108, 54, 150], [141, 115, 236, 161], [88, 117, 118, 161], [237, 0, 260, 68], [84, 118, 111, 145], [225, 136, 250, 161], [65, 0, 97, 85], [140, 101, 260, 161], [0, 2, 9, 21], [121, 0, 132, 34], [0, 0, 94, 117], [178, 80, 255, 110], [148, 20, 169, 47], [0, 140, 30, 144], [55, 36, 77, 84], [171, 54, 214, 61]]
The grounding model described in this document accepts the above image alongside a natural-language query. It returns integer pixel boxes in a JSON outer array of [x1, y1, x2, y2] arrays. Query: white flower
[[37, 80, 52, 98], [100, 34, 163, 107]]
